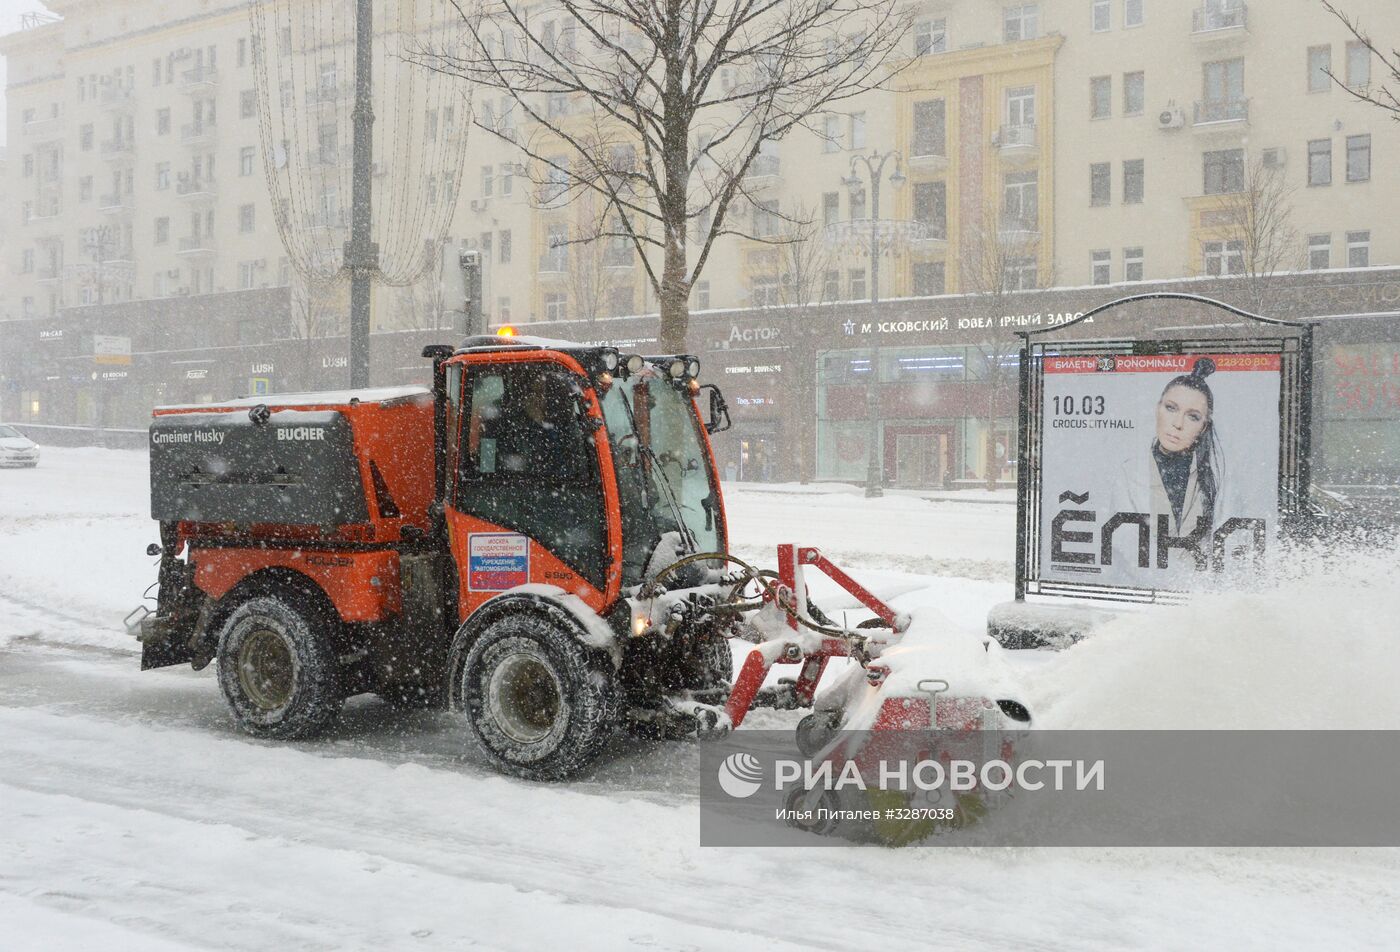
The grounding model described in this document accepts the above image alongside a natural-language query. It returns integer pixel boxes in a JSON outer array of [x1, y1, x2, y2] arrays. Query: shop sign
[[251, 362, 275, 374], [718, 324, 782, 348], [322, 355, 349, 369], [38, 329, 64, 342], [839, 310, 1089, 337], [185, 369, 209, 380], [93, 334, 132, 366], [723, 364, 782, 374]]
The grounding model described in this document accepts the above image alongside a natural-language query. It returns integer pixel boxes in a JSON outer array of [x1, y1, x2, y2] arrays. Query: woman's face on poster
[[1156, 384, 1209, 453]]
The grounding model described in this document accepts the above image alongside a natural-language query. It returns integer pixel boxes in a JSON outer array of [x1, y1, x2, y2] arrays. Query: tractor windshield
[[601, 371, 723, 585]]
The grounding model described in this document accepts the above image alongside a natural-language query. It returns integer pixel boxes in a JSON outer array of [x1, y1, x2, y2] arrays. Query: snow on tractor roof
[[156, 385, 431, 412]]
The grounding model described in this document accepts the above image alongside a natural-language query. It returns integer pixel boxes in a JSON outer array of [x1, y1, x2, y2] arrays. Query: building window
[[823, 114, 842, 153], [1347, 230, 1370, 267], [849, 187, 867, 222], [500, 163, 514, 196], [481, 165, 494, 197], [1308, 45, 1332, 93], [1307, 234, 1331, 270], [1092, 0, 1111, 33], [239, 204, 255, 233], [914, 18, 947, 55], [1090, 162, 1111, 206], [1203, 148, 1244, 194], [80, 176, 93, 202], [1003, 171, 1038, 230], [1123, 159, 1144, 204], [1346, 41, 1371, 88], [240, 146, 255, 177], [1090, 76, 1112, 119], [1003, 257, 1038, 290], [849, 112, 867, 150], [542, 223, 568, 272], [1124, 0, 1144, 28], [155, 217, 170, 245], [1124, 246, 1144, 281], [1005, 85, 1036, 129], [913, 181, 947, 238], [240, 89, 256, 119], [912, 99, 946, 157], [1346, 135, 1371, 183], [1003, 4, 1039, 42], [21, 249, 34, 273], [1201, 58, 1245, 120], [694, 280, 710, 310], [822, 269, 841, 301], [751, 276, 779, 307], [156, 162, 171, 190], [753, 200, 779, 238], [22, 154, 34, 177], [156, 108, 170, 135], [848, 269, 867, 300], [1202, 239, 1244, 276], [544, 292, 567, 320], [1092, 250, 1112, 285], [1123, 71, 1145, 115], [1308, 139, 1332, 186], [822, 192, 840, 227], [499, 229, 512, 264], [78, 123, 94, 151], [237, 37, 247, 67], [239, 262, 257, 289], [912, 261, 944, 296]]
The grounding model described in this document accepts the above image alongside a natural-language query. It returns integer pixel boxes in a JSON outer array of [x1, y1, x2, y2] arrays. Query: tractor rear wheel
[[454, 611, 617, 781], [216, 595, 343, 739]]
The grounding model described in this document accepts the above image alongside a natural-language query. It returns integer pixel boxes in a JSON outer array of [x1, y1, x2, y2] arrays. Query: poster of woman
[[1038, 353, 1282, 591]]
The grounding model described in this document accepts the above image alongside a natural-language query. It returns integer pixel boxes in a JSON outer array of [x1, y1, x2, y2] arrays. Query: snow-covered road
[[3, 449, 1400, 950]]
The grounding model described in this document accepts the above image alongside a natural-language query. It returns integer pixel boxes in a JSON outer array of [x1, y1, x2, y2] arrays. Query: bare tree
[[289, 273, 348, 381], [1210, 156, 1301, 315], [567, 196, 640, 320], [1322, 1, 1400, 120], [959, 201, 1043, 490], [420, 0, 911, 350]]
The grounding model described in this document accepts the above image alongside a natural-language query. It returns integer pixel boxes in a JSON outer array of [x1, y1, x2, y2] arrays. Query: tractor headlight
[[623, 354, 646, 377], [601, 350, 619, 372], [667, 358, 686, 379], [686, 358, 701, 379]]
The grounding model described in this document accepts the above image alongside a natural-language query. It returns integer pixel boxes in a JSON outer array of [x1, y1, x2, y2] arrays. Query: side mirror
[[699, 384, 731, 435]]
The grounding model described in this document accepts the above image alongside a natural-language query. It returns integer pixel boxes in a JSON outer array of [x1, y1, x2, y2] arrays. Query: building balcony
[[306, 209, 349, 231], [997, 215, 1040, 242], [100, 137, 135, 161], [1191, 4, 1248, 40], [1193, 98, 1249, 131], [177, 236, 216, 257], [744, 155, 781, 187], [180, 67, 219, 91], [22, 114, 63, 138], [99, 84, 136, 111], [176, 176, 218, 202], [907, 148, 950, 174], [994, 123, 1038, 160], [26, 207, 63, 227], [180, 122, 217, 147], [99, 193, 134, 215], [305, 85, 351, 106], [306, 147, 342, 167]]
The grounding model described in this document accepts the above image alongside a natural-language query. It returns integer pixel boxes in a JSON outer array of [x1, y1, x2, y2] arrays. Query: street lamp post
[[842, 150, 905, 498]]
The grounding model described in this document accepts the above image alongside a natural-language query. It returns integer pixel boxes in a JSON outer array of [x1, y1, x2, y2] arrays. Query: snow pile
[[1029, 539, 1400, 730]]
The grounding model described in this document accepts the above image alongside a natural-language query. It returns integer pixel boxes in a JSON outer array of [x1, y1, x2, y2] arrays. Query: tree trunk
[[657, 223, 690, 352]]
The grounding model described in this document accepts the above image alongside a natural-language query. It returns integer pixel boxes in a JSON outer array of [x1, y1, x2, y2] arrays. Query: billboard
[[1037, 352, 1281, 591]]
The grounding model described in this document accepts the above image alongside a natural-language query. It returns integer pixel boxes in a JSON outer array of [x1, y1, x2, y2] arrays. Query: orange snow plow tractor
[[132, 336, 1030, 781]]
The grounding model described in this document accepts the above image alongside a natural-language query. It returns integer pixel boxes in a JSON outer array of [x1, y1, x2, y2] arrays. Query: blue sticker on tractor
[[468, 533, 530, 591]]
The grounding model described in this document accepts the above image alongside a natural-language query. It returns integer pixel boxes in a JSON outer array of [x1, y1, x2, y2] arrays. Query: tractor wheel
[[454, 611, 617, 781], [690, 633, 734, 690], [216, 595, 343, 739], [795, 710, 844, 757]]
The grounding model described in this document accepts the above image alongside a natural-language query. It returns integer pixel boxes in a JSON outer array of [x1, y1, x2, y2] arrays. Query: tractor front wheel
[[454, 611, 617, 781], [216, 595, 343, 739]]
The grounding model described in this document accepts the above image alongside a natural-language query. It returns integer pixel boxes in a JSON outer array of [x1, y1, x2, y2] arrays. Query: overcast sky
[[0, 0, 54, 147]]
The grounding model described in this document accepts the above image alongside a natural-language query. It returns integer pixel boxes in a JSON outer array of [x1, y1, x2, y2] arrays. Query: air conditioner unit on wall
[[1262, 147, 1287, 169], [1157, 104, 1185, 130]]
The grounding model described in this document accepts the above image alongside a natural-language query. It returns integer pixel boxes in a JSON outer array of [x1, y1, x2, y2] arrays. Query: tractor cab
[[431, 336, 730, 627]]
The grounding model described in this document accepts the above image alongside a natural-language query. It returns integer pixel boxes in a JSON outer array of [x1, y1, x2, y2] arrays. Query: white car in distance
[[0, 424, 40, 468]]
